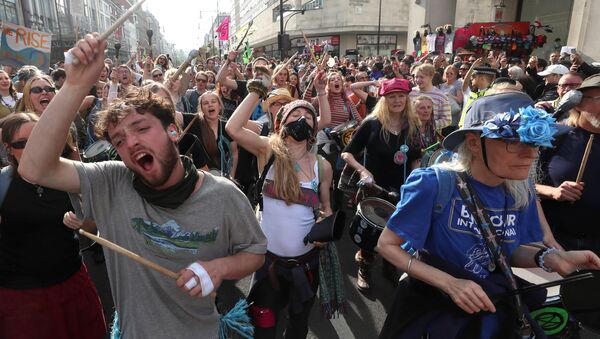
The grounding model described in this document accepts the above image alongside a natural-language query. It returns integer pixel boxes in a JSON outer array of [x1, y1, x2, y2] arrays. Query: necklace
[[294, 154, 318, 192], [34, 185, 44, 198]]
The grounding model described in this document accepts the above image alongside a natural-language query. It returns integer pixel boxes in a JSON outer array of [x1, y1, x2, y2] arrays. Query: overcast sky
[[145, 0, 231, 51]]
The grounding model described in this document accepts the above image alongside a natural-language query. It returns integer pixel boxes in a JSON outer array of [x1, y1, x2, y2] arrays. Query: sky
[[144, 0, 232, 51]]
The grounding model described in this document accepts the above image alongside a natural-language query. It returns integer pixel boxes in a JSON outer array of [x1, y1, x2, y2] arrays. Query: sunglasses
[[9, 139, 27, 149], [152, 73, 163, 78], [196, 78, 207, 83], [30, 86, 56, 94]]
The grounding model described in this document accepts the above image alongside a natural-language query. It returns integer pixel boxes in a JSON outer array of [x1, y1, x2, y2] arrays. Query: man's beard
[[134, 139, 180, 188]]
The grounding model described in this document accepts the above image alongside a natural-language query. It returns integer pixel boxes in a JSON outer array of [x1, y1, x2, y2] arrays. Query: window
[[356, 34, 397, 57], [0, 0, 18, 24]]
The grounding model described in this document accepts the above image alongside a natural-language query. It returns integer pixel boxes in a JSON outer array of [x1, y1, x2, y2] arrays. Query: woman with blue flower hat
[[377, 91, 600, 339]]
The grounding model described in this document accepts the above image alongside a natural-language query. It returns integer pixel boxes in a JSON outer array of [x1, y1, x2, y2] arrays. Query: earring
[[170, 130, 177, 137]]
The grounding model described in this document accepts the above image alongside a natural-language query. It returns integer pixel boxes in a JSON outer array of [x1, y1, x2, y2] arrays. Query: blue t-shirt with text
[[387, 168, 542, 279]]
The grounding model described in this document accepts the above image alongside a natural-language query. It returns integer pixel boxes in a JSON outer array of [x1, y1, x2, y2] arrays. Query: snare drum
[[83, 140, 116, 163], [561, 269, 600, 336], [421, 148, 454, 168], [349, 197, 396, 252]]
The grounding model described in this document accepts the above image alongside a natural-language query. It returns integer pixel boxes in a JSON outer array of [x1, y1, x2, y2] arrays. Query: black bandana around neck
[[133, 156, 199, 209]]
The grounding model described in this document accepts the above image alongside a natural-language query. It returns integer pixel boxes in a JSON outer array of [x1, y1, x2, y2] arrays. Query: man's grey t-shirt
[[73, 161, 267, 339]]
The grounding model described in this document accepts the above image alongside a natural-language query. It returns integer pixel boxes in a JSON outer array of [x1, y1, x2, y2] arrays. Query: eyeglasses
[[583, 95, 600, 102], [30, 86, 55, 94], [152, 73, 163, 78], [196, 78, 207, 83], [504, 140, 539, 154], [558, 83, 581, 88], [9, 139, 27, 149]]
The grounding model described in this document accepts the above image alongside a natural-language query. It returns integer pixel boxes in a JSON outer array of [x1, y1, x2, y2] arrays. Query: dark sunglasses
[[196, 78, 207, 83], [30, 86, 56, 94], [9, 140, 27, 149], [152, 73, 163, 78]]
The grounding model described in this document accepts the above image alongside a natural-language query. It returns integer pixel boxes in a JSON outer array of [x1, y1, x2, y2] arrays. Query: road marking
[[329, 313, 356, 339]]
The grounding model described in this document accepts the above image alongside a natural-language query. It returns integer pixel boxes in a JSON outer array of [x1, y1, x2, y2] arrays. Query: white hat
[[538, 64, 569, 76]]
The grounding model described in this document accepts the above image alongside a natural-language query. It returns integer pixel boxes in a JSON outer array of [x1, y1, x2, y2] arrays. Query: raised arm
[[351, 80, 378, 103], [462, 58, 482, 92], [312, 70, 331, 131], [225, 69, 272, 157], [216, 51, 239, 90], [19, 34, 107, 193]]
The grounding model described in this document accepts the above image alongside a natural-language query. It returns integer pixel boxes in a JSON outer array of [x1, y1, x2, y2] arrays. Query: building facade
[[0, 0, 171, 66]]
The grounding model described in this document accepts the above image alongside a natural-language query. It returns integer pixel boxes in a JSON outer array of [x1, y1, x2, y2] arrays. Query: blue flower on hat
[[482, 111, 520, 140], [516, 106, 557, 147], [481, 106, 557, 147]]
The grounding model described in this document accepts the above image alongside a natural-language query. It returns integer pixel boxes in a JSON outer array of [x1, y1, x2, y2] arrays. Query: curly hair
[[95, 88, 176, 141]]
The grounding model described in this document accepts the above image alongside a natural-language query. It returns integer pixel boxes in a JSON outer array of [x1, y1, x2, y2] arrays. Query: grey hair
[[434, 142, 533, 209], [508, 66, 524, 78]]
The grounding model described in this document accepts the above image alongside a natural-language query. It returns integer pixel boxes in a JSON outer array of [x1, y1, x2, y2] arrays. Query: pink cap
[[378, 78, 412, 96]]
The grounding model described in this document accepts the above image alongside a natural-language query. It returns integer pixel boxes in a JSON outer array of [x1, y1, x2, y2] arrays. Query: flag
[[243, 41, 252, 64], [216, 17, 229, 41]]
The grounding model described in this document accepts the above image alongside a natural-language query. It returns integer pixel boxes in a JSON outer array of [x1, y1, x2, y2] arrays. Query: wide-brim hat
[[443, 91, 571, 150], [577, 73, 600, 92], [265, 88, 294, 106]]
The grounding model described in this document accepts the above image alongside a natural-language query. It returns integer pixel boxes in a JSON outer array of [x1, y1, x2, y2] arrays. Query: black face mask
[[283, 116, 313, 142]]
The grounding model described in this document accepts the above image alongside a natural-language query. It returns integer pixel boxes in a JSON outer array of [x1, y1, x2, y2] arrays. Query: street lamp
[[376, 0, 382, 55], [279, 0, 305, 58]]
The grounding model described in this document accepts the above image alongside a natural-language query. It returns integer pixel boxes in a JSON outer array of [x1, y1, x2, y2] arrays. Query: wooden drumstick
[[68, 0, 146, 65], [576, 134, 594, 183], [78, 229, 216, 297], [300, 30, 319, 69], [272, 51, 299, 79]]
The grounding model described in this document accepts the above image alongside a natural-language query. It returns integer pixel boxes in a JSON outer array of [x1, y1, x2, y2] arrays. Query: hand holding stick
[[234, 20, 254, 52], [272, 51, 299, 79], [66, 0, 146, 65], [300, 30, 319, 70], [576, 134, 594, 183], [78, 228, 216, 297]]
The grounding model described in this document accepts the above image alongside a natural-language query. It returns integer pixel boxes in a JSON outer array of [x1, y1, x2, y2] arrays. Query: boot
[[355, 250, 373, 291]]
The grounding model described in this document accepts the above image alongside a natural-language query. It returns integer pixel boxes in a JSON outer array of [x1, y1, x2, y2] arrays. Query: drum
[[83, 140, 117, 163], [561, 269, 600, 336], [349, 197, 396, 252], [421, 148, 454, 168], [513, 267, 577, 338], [330, 119, 359, 149]]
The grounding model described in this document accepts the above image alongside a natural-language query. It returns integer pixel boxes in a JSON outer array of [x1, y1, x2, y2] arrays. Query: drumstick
[[492, 271, 594, 301], [576, 134, 594, 183], [179, 114, 199, 140], [234, 20, 254, 52], [300, 30, 319, 69], [78, 229, 216, 296], [272, 51, 299, 79], [67, 0, 147, 65]]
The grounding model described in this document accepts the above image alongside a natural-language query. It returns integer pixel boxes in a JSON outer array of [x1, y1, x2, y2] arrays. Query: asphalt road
[[81, 205, 398, 339]]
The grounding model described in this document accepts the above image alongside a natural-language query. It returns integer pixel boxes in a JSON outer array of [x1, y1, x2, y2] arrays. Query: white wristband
[[64, 51, 75, 65], [184, 262, 215, 297]]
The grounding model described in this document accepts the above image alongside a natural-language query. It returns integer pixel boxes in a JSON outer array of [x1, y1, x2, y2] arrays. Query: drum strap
[[454, 172, 533, 338]]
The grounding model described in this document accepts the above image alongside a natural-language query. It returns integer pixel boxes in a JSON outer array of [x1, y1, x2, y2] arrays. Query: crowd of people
[[1, 31, 600, 339]]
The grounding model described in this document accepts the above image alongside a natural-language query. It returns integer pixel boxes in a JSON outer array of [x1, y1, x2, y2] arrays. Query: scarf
[[318, 242, 348, 319], [133, 156, 199, 209]]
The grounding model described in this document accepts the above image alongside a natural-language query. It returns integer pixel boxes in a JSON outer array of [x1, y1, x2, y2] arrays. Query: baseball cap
[[537, 64, 569, 77]]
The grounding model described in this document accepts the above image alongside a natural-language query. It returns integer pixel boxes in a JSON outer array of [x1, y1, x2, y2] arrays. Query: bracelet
[[246, 79, 268, 100], [406, 257, 414, 275], [536, 247, 558, 272], [317, 92, 327, 97]]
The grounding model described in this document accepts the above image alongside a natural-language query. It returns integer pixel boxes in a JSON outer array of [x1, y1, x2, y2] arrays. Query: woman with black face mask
[[226, 67, 345, 339]]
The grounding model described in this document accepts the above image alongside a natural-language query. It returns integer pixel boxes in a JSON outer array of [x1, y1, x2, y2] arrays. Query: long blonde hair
[[368, 94, 420, 145], [268, 134, 301, 205], [436, 140, 533, 209]]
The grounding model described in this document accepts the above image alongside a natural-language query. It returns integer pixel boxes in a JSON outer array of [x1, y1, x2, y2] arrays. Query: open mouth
[[135, 152, 155, 172], [39, 98, 50, 107]]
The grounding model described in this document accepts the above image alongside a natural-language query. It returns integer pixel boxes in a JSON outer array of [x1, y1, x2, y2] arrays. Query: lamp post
[[147, 29, 154, 58], [279, 0, 305, 58], [376, 0, 382, 55], [114, 42, 121, 64]]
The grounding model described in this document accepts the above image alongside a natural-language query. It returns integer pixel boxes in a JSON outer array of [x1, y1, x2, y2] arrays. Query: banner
[[216, 17, 229, 41], [0, 22, 52, 71]]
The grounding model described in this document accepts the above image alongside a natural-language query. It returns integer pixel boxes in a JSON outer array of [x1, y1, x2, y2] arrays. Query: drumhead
[[560, 269, 600, 333], [357, 197, 396, 230], [425, 148, 454, 168], [84, 140, 112, 158]]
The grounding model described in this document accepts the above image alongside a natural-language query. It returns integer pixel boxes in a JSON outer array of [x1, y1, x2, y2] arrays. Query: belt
[[266, 248, 320, 290]]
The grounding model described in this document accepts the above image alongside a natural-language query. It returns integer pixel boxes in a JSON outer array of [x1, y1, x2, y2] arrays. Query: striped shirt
[[305, 91, 361, 128], [409, 86, 452, 129]]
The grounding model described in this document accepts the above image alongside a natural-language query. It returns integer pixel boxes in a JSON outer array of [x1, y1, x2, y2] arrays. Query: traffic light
[[278, 33, 291, 52]]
